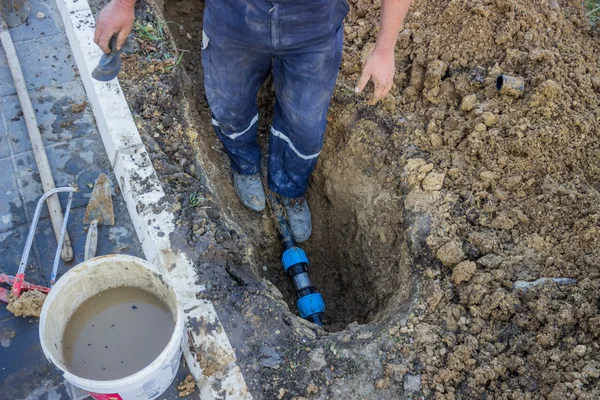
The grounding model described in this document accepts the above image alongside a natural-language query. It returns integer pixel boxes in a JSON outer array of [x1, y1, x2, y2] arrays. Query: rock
[[572, 345, 587, 357], [479, 171, 498, 182], [308, 348, 326, 371], [436, 241, 465, 267], [405, 158, 427, 173], [375, 378, 390, 389], [259, 345, 282, 369], [385, 363, 409, 382], [430, 133, 443, 148], [414, 323, 439, 344], [489, 213, 515, 230], [460, 94, 477, 111], [451, 261, 477, 284], [468, 231, 496, 254], [403, 374, 422, 393], [583, 363, 600, 379], [422, 171, 445, 191], [36, 11, 45, 19], [481, 112, 499, 126], [306, 383, 318, 395], [474, 123, 487, 132], [419, 163, 434, 173], [477, 253, 504, 268]]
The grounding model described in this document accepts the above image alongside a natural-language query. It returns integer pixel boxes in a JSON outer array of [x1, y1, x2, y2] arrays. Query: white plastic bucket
[[39, 255, 185, 400]]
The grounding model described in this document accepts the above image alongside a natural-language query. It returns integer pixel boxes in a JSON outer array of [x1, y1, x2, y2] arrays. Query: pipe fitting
[[496, 74, 525, 96]]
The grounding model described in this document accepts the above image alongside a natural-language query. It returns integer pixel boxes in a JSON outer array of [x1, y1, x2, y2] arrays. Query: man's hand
[[354, 0, 411, 105], [355, 47, 395, 105], [94, 0, 136, 54]]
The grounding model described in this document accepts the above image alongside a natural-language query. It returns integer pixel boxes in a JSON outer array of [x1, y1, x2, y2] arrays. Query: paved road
[[0, 1, 196, 398]]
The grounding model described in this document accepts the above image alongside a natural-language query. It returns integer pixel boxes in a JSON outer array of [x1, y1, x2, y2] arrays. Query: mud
[[63, 286, 174, 381], [7, 291, 47, 318], [105, 0, 600, 397]]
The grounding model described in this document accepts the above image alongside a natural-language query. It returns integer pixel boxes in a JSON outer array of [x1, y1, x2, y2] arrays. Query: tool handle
[[84, 220, 98, 261]]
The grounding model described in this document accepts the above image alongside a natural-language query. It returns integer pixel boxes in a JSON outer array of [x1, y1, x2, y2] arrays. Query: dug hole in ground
[[91, 0, 600, 397]]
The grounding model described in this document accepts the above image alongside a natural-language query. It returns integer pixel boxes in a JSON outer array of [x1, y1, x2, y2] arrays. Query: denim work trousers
[[202, 0, 349, 198]]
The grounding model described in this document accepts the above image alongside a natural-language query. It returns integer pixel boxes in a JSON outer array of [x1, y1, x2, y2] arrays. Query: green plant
[[189, 191, 203, 207], [134, 20, 164, 42], [165, 49, 188, 71], [585, 0, 600, 22]]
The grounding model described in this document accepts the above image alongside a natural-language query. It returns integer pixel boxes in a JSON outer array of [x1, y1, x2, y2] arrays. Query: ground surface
[[100, 0, 600, 399], [0, 1, 197, 398]]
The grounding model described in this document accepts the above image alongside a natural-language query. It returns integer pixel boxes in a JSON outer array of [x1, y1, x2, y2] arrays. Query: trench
[[164, 0, 416, 331]]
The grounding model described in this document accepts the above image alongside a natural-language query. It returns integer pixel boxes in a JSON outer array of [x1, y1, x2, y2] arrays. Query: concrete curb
[[53, 0, 251, 398]]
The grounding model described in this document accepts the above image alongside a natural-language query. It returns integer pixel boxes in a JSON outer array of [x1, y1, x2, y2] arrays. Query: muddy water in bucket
[[63, 286, 175, 381]]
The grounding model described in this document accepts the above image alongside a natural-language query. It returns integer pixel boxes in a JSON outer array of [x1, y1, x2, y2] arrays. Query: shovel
[[84, 174, 115, 260]]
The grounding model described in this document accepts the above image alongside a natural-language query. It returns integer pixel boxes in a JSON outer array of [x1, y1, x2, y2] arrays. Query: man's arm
[[94, 0, 136, 54], [355, 0, 411, 105]]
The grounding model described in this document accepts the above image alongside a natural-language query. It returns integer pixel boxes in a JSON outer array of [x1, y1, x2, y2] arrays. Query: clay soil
[[106, 0, 600, 398]]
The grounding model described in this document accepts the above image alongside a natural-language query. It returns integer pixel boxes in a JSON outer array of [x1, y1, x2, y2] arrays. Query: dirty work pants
[[202, 0, 349, 199]]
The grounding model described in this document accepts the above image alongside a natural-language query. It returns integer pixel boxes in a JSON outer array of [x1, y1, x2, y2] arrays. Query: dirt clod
[[7, 291, 47, 318], [176, 374, 196, 397], [451, 261, 477, 285]]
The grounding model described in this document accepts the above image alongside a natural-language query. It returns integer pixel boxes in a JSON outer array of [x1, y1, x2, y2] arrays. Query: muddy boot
[[282, 196, 312, 243], [233, 172, 265, 212]]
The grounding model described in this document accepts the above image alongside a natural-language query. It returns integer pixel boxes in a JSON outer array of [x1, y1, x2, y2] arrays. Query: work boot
[[233, 172, 265, 212], [282, 196, 312, 243]]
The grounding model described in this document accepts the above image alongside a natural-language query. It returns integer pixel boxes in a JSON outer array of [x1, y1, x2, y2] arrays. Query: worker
[[94, 0, 411, 242]]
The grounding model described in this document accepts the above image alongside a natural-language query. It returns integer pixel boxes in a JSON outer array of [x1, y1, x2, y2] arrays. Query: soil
[[177, 374, 196, 397], [96, 0, 600, 398], [7, 291, 47, 318]]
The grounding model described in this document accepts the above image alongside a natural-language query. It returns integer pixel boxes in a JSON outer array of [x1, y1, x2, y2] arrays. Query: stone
[[36, 12, 45, 19], [468, 232, 496, 254], [306, 383, 318, 395], [419, 163, 434, 173], [405, 158, 427, 173], [572, 345, 586, 357], [403, 374, 422, 393], [583, 363, 600, 379], [430, 133, 443, 148], [490, 213, 516, 230], [479, 171, 498, 182], [451, 261, 477, 284], [308, 348, 326, 371], [436, 241, 465, 267], [474, 123, 487, 132], [385, 363, 409, 382], [477, 253, 504, 268], [414, 323, 439, 344], [460, 94, 477, 111], [482, 112, 499, 126], [422, 171, 445, 191]]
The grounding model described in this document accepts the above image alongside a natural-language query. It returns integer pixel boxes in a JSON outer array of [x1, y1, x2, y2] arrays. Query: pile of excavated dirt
[[336, 0, 600, 397], [103, 0, 600, 397]]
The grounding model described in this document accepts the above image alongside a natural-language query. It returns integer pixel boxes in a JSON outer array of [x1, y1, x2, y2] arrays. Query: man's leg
[[202, 29, 271, 210], [269, 27, 344, 241]]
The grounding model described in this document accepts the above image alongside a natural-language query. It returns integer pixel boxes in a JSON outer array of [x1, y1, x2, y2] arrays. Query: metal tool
[[83, 174, 115, 260], [265, 190, 325, 326], [0, 187, 77, 304], [92, 35, 133, 82], [0, 12, 74, 262]]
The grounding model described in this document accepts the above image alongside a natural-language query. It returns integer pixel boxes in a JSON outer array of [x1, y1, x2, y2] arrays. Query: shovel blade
[[84, 173, 115, 225]]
